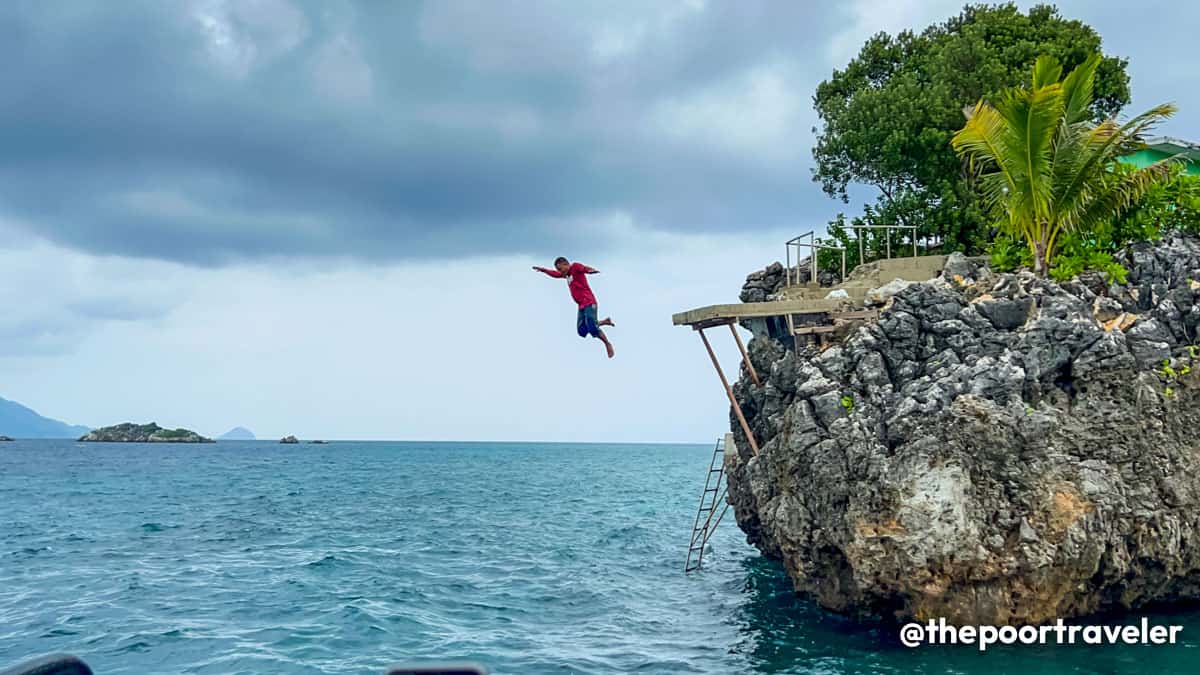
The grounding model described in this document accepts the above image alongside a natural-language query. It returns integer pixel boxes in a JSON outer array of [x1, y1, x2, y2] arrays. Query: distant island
[[80, 423, 214, 443], [1, 395, 90, 438], [0, 435, 12, 442], [218, 426, 256, 440], [280, 435, 299, 444]]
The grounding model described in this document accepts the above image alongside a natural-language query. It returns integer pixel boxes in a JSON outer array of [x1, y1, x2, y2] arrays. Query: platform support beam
[[727, 322, 761, 388], [698, 328, 759, 456]]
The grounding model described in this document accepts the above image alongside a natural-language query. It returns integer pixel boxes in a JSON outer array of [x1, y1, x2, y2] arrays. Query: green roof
[[1119, 136, 1200, 175]]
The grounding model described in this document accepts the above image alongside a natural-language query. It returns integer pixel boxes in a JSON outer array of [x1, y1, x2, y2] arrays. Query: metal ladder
[[685, 436, 732, 572]]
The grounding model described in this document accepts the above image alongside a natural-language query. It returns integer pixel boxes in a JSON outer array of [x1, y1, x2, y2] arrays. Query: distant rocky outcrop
[[79, 423, 214, 443], [217, 426, 256, 440], [308, 440, 328, 444], [0, 435, 12, 442], [280, 435, 299, 444], [725, 236, 1200, 626]]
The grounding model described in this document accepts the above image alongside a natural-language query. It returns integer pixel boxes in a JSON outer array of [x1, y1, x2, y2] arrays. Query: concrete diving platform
[[672, 246, 950, 459], [671, 298, 849, 329]]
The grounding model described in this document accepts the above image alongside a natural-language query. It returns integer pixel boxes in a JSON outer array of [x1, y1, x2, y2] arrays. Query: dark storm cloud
[[0, 0, 840, 265]]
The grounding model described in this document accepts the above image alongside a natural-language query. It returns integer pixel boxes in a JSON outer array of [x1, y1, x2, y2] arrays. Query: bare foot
[[606, 343, 615, 358], [603, 317, 615, 327]]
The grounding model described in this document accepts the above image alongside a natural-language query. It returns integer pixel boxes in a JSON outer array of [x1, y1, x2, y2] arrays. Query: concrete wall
[[875, 254, 948, 282]]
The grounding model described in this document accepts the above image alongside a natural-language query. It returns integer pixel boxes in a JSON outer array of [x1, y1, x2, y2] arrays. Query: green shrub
[[1112, 165, 1200, 239], [1048, 228, 1128, 284], [1158, 359, 1178, 379], [988, 235, 1031, 272], [156, 428, 192, 439]]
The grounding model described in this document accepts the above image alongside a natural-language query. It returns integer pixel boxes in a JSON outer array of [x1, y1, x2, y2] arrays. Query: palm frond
[[1055, 104, 1177, 220], [993, 82, 1063, 223], [1070, 160, 1177, 234], [1060, 54, 1100, 125], [1031, 55, 1063, 90]]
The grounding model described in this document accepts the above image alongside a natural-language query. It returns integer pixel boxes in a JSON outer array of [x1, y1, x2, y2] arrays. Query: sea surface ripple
[[2, 440, 1198, 674]]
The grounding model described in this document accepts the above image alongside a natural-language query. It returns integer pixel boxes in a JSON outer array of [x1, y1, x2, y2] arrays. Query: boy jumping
[[533, 257, 616, 358]]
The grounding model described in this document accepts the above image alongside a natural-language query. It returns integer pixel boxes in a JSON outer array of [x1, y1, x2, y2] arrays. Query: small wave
[[597, 524, 655, 549], [10, 546, 51, 557], [304, 554, 343, 568], [115, 640, 152, 654]]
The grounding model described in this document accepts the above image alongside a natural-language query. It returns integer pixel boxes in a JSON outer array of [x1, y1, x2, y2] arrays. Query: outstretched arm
[[533, 266, 565, 278], [578, 264, 599, 274]]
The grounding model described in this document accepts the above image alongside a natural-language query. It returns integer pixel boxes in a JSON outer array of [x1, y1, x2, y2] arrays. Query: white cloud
[[648, 61, 809, 165], [312, 30, 373, 104], [588, 1, 707, 66], [827, 0, 963, 66], [420, 1, 709, 74], [190, 0, 309, 78]]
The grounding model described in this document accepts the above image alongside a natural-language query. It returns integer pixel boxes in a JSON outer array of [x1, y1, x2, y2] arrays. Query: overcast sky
[[2, 0, 1197, 442]]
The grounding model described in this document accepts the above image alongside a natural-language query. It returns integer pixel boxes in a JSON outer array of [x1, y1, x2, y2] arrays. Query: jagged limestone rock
[[725, 235, 1200, 625], [865, 279, 915, 307]]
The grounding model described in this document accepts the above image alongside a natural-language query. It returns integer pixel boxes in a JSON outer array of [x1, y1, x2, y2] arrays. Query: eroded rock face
[[725, 236, 1200, 625], [740, 262, 787, 303], [739, 260, 842, 303]]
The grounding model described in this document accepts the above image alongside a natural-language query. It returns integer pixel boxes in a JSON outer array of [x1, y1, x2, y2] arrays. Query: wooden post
[[699, 328, 760, 455], [728, 322, 761, 387]]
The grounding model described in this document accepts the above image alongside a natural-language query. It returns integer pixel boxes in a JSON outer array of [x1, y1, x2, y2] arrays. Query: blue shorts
[[577, 304, 601, 338]]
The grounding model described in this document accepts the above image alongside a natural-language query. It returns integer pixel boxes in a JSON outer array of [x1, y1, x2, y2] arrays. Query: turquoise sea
[[2, 440, 1199, 674]]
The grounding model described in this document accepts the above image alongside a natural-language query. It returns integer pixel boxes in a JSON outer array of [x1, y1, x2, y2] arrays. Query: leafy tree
[[812, 4, 1130, 258], [951, 55, 1176, 276]]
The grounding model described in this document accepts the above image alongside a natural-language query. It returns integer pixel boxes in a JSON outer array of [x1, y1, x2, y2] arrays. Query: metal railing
[[785, 231, 815, 284], [845, 224, 919, 266], [785, 232, 847, 286]]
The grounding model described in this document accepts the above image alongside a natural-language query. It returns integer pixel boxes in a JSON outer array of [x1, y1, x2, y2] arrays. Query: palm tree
[[952, 55, 1177, 277]]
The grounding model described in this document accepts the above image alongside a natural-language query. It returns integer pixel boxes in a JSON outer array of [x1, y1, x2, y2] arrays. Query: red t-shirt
[[540, 262, 597, 308]]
